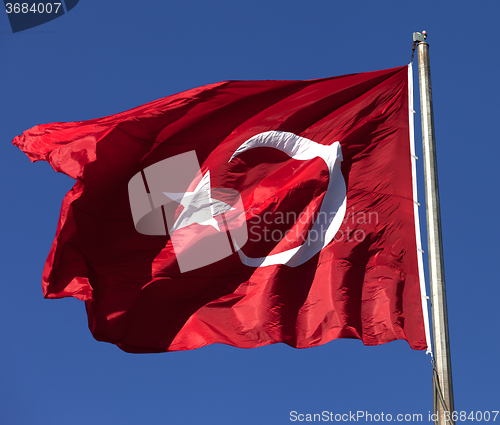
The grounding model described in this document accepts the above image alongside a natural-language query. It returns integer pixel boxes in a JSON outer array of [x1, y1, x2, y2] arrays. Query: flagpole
[[414, 31, 455, 425]]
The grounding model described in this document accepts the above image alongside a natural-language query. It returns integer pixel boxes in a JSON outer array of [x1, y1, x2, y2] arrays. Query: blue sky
[[1, 1, 499, 424]]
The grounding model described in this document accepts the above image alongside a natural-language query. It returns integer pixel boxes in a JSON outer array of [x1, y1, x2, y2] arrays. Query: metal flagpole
[[414, 31, 455, 425]]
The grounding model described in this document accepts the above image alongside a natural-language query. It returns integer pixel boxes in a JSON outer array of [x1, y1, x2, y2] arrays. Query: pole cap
[[413, 31, 427, 42]]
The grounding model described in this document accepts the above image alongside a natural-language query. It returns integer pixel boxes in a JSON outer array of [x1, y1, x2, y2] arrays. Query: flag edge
[[408, 63, 433, 355]]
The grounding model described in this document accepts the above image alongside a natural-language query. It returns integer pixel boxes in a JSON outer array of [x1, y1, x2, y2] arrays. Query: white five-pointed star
[[163, 171, 234, 233]]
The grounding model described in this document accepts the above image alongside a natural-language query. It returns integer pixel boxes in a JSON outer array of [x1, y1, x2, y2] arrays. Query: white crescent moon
[[229, 131, 346, 268]]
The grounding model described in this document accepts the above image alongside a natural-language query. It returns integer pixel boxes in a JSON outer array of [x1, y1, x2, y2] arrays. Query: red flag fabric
[[13, 65, 430, 353]]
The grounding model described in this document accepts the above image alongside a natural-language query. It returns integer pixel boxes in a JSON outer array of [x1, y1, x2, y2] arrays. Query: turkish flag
[[13, 65, 430, 353]]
